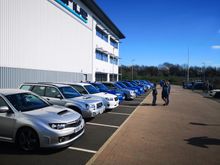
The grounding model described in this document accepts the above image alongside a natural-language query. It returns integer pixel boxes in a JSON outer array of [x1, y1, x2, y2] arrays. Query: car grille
[[66, 119, 81, 128], [114, 97, 118, 101], [97, 102, 103, 108]]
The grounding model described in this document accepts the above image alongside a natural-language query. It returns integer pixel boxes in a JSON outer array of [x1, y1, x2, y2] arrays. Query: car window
[[84, 85, 99, 94], [20, 85, 32, 91], [32, 86, 45, 96], [45, 87, 62, 98], [6, 93, 49, 112], [59, 86, 81, 98], [71, 85, 88, 94], [0, 97, 8, 107]]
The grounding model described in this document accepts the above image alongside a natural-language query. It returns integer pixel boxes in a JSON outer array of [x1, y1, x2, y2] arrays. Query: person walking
[[152, 83, 157, 106]]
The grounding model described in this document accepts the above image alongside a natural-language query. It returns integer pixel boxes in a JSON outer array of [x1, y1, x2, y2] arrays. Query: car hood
[[92, 92, 116, 99], [23, 105, 80, 123], [68, 95, 102, 104]]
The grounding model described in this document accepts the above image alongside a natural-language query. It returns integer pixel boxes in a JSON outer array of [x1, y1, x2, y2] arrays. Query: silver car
[[20, 83, 105, 118], [0, 89, 85, 151]]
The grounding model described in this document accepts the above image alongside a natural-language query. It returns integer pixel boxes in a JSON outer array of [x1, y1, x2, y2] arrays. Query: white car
[[208, 89, 220, 98], [67, 83, 119, 109]]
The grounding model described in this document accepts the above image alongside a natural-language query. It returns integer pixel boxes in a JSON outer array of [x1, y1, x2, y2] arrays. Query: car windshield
[[96, 84, 109, 91], [118, 82, 127, 88], [114, 83, 122, 89], [84, 85, 99, 94], [59, 87, 81, 98], [6, 93, 49, 112]]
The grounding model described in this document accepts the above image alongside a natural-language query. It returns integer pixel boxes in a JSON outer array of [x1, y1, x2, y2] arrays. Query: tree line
[[119, 63, 220, 88]]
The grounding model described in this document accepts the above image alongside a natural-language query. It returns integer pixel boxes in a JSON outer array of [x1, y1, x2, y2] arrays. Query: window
[[59, 87, 81, 98], [45, 87, 62, 98], [96, 26, 108, 42], [20, 85, 32, 91], [6, 93, 49, 112], [71, 85, 88, 95], [110, 38, 118, 48], [32, 86, 45, 96], [110, 56, 118, 65], [96, 50, 108, 62], [110, 74, 118, 81], [0, 97, 8, 107], [95, 73, 107, 82]]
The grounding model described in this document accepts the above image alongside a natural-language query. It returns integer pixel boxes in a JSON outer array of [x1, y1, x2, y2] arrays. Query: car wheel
[[17, 127, 39, 151]]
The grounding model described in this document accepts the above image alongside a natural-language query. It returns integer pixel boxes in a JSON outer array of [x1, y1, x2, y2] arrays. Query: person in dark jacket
[[152, 83, 157, 106], [162, 81, 169, 106]]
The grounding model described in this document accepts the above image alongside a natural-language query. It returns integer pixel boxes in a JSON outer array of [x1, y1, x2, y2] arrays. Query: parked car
[[116, 81, 141, 96], [90, 82, 125, 103], [102, 82, 136, 100], [66, 83, 119, 109], [0, 89, 84, 151], [20, 83, 105, 118], [208, 89, 220, 98]]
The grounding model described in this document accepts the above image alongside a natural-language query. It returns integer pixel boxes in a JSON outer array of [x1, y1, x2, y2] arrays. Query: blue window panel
[[96, 26, 108, 43]]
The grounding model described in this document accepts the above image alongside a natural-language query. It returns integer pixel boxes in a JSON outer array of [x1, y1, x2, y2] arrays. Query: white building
[[0, 0, 125, 88]]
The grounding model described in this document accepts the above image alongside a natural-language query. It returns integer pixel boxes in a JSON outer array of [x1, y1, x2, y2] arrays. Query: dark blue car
[[116, 81, 141, 96], [90, 82, 125, 103], [121, 81, 145, 95]]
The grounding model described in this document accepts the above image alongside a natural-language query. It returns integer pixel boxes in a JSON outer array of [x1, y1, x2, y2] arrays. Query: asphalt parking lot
[[0, 93, 149, 165]]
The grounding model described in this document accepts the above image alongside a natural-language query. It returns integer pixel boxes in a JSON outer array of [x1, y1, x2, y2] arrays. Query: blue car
[[91, 82, 125, 103], [103, 82, 136, 100], [116, 81, 141, 96], [129, 81, 146, 93], [121, 81, 145, 95]]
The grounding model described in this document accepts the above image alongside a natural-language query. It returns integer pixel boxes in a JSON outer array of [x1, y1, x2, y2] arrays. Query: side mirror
[[0, 106, 10, 113], [56, 94, 62, 99]]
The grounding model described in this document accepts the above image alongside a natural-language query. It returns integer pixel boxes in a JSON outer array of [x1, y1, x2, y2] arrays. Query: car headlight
[[86, 104, 95, 110], [49, 123, 66, 130], [105, 97, 114, 101]]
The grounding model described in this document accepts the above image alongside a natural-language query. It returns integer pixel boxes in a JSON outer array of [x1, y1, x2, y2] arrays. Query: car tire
[[16, 127, 39, 151]]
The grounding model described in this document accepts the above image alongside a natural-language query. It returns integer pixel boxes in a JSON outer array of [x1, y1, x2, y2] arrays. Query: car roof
[[0, 89, 30, 96], [22, 82, 70, 88], [68, 82, 91, 86]]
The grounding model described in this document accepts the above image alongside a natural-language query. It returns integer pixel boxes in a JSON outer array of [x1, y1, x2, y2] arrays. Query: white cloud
[[211, 45, 220, 49]]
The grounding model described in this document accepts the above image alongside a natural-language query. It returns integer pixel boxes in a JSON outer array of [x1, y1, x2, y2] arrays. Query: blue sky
[[95, 0, 220, 67]]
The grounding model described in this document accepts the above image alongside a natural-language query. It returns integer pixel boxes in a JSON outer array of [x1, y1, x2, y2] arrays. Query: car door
[[0, 96, 16, 141], [44, 86, 66, 106]]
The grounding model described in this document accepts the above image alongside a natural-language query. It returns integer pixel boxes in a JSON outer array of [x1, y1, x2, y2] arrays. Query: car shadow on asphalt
[[189, 122, 220, 126], [184, 136, 220, 148], [0, 142, 66, 155]]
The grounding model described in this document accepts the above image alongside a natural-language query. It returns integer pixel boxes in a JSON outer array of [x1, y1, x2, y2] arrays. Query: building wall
[[0, 0, 121, 88], [92, 19, 120, 81], [0, 0, 94, 87]]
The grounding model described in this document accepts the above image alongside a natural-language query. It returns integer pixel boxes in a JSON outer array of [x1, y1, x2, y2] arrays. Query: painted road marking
[[68, 147, 97, 154], [107, 112, 130, 116], [86, 122, 119, 128]]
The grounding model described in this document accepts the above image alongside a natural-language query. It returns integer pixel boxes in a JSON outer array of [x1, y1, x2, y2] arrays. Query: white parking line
[[68, 147, 97, 154], [86, 122, 119, 128], [107, 112, 130, 116]]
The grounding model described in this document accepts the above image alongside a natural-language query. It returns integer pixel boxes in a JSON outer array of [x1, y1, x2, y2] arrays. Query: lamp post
[[202, 62, 206, 82], [131, 59, 135, 80], [187, 48, 190, 82]]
